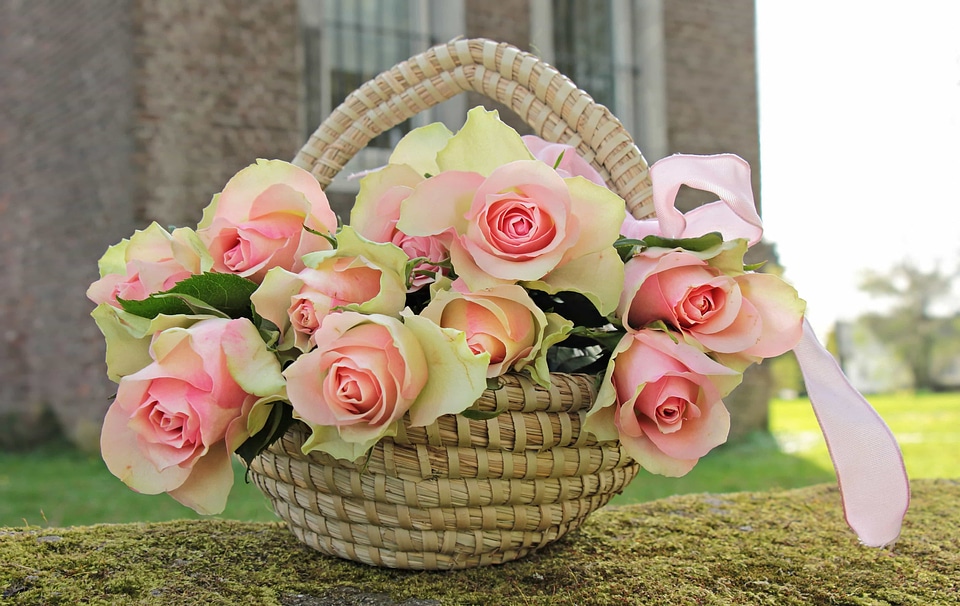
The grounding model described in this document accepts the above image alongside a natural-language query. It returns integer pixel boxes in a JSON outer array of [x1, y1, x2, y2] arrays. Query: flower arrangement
[[88, 107, 805, 515]]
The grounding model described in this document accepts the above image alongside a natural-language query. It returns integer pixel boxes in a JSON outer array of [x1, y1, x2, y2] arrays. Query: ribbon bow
[[630, 153, 909, 547]]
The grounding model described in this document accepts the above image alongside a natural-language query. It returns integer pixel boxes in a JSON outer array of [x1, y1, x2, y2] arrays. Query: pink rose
[[620, 244, 805, 359], [397, 159, 626, 314], [87, 223, 211, 308], [584, 329, 742, 477], [251, 227, 409, 352], [100, 317, 285, 514], [419, 283, 547, 378], [197, 159, 338, 283], [522, 135, 606, 186], [351, 164, 450, 291], [283, 311, 489, 460], [392, 232, 449, 290]]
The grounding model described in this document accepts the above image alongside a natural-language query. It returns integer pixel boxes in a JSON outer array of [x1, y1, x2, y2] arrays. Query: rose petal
[[436, 107, 533, 176], [166, 440, 234, 514], [388, 121, 454, 177], [397, 171, 484, 237], [737, 273, 806, 358], [402, 313, 490, 427]]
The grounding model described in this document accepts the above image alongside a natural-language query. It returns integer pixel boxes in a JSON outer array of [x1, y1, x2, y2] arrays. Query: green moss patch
[[2, 480, 957, 605]]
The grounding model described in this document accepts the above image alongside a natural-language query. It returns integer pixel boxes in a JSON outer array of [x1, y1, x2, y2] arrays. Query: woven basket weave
[[247, 38, 655, 570]]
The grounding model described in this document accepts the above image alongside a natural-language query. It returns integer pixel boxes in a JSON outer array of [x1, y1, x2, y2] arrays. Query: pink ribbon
[[646, 153, 909, 547], [794, 319, 910, 546]]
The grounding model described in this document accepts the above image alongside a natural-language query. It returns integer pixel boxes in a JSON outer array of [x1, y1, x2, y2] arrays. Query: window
[[300, 0, 465, 192], [530, 0, 667, 161], [552, 0, 616, 111]]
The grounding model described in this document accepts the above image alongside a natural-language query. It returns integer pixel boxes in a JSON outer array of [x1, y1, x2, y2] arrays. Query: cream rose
[[196, 159, 337, 283], [420, 282, 565, 380], [99, 317, 284, 514], [87, 223, 211, 308], [395, 108, 626, 315], [251, 226, 408, 352], [282, 311, 489, 461]]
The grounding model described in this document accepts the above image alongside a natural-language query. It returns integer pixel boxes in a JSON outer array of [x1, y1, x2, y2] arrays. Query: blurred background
[[1, 0, 957, 527]]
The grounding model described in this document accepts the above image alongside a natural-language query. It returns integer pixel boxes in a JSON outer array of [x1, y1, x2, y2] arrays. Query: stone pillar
[[660, 0, 770, 441]]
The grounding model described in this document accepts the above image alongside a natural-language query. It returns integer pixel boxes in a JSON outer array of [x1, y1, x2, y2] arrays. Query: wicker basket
[[247, 38, 656, 570]]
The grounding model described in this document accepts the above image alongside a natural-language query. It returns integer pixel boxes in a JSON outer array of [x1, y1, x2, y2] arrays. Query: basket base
[[249, 445, 639, 570], [248, 374, 640, 570]]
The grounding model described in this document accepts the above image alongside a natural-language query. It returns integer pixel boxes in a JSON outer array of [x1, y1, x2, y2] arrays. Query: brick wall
[[0, 0, 302, 450], [134, 0, 303, 227], [0, 0, 138, 449]]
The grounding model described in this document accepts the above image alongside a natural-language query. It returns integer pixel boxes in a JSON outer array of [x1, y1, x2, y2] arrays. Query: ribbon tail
[[793, 319, 910, 547]]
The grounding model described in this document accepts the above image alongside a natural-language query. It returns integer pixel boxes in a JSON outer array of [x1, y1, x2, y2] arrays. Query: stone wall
[[133, 0, 303, 227], [0, 0, 138, 449], [0, 0, 302, 450], [0, 0, 769, 449]]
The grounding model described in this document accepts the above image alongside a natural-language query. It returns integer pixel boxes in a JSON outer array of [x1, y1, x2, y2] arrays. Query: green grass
[[2, 392, 958, 527], [0, 448, 277, 527], [613, 390, 960, 504]]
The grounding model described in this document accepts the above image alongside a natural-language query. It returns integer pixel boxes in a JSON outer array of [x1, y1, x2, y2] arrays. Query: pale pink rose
[[397, 159, 625, 314], [197, 159, 338, 283], [620, 246, 805, 359], [251, 226, 409, 352], [393, 232, 449, 290], [87, 223, 210, 308], [351, 164, 450, 291], [283, 311, 491, 460], [100, 317, 284, 514], [522, 135, 606, 186], [585, 329, 742, 477], [255, 261, 398, 352], [287, 263, 382, 341], [419, 283, 547, 378], [283, 312, 429, 450]]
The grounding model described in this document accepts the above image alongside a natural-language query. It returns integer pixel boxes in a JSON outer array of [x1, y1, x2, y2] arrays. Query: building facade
[[0, 0, 763, 449]]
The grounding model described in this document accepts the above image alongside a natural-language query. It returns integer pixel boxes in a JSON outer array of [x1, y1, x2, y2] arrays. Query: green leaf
[[615, 237, 644, 262], [235, 402, 295, 473], [552, 149, 566, 170], [744, 261, 767, 272], [303, 223, 337, 247], [460, 408, 505, 421], [646, 320, 681, 343], [485, 377, 504, 391], [118, 272, 259, 320], [641, 232, 724, 253], [568, 325, 626, 352], [117, 294, 192, 319]]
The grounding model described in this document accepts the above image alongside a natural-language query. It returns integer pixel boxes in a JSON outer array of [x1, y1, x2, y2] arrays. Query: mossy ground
[[1, 480, 957, 605]]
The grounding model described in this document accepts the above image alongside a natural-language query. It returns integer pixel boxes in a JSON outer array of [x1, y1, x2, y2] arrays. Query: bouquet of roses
[[88, 107, 805, 515]]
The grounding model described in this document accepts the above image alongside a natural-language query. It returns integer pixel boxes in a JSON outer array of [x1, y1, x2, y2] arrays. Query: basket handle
[[293, 38, 654, 220]]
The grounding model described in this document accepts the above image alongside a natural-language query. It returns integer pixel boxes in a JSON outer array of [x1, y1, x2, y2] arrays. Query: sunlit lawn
[[614, 390, 960, 504], [1, 392, 957, 527]]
